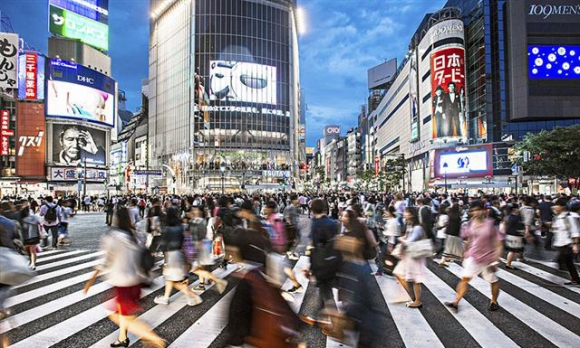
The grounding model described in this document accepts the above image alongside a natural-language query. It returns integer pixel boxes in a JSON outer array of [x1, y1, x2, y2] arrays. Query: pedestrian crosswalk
[[2, 248, 580, 348]]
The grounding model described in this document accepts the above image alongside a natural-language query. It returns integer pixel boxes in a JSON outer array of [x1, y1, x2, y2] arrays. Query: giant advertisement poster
[[47, 58, 115, 127], [52, 123, 107, 166], [16, 102, 46, 178], [208, 61, 277, 105], [0, 33, 18, 89], [431, 47, 466, 140]]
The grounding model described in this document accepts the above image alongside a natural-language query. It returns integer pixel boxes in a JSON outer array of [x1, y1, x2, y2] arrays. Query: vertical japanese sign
[[1, 110, 14, 156], [409, 52, 420, 142], [430, 47, 466, 140], [0, 33, 19, 89], [24, 54, 37, 99]]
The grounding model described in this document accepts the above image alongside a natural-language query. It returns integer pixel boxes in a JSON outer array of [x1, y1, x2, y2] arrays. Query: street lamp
[[443, 162, 449, 194], [220, 162, 226, 195]]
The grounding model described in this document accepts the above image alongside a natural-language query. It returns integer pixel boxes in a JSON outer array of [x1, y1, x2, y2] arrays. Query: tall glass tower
[[149, 0, 301, 192]]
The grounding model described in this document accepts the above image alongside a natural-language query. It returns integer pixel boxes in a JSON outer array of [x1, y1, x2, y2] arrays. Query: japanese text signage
[[49, 5, 108, 51], [430, 47, 467, 140], [50, 167, 107, 181], [18, 131, 44, 157], [18, 53, 45, 100], [0, 110, 14, 156], [0, 33, 18, 89]]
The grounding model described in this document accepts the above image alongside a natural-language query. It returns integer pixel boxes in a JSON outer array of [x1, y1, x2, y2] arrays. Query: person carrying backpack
[[40, 196, 61, 249]]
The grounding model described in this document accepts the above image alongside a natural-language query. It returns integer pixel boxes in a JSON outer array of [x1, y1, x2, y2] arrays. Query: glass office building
[[149, 0, 300, 191]]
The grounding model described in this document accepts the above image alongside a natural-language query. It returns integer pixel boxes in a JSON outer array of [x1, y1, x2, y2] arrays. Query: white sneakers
[[154, 295, 203, 307]]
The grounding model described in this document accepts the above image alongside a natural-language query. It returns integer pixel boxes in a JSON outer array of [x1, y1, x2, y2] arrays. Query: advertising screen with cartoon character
[[46, 58, 115, 127], [430, 47, 466, 140], [52, 123, 107, 166], [208, 61, 277, 105]]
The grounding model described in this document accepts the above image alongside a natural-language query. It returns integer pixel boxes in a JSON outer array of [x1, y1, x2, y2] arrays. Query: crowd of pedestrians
[[1, 189, 579, 347]]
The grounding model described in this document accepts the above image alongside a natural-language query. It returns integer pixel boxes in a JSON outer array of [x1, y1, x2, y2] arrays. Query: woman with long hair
[[19, 205, 41, 270], [393, 207, 428, 309], [84, 207, 165, 348]]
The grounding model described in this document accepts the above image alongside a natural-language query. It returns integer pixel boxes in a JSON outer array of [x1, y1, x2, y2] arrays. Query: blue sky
[[1, 0, 445, 146]]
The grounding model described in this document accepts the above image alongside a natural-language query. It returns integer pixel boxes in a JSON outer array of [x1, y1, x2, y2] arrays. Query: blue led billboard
[[49, 0, 108, 24], [528, 45, 580, 79]]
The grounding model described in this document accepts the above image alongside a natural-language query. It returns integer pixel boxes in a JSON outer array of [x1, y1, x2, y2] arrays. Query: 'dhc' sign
[[324, 126, 340, 136]]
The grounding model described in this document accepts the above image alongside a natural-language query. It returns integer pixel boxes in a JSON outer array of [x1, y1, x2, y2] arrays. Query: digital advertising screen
[[49, 4, 109, 51], [208, 61, 277, 105], [49, 0, 109, 24], [46, 58, 115, 127], [430, 46, 467, 140], [434, 145, 493, 179], [52, 123, 107, 166], [18, 53, 45, 100], [528, 45, 580, 79]]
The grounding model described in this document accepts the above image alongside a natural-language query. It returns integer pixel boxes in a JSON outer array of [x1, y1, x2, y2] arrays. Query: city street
[[1, 213, 580, 347]]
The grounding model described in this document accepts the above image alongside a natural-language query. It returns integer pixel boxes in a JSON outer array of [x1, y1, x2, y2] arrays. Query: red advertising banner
[[1, 110, 11, 156], [16, 102, 46, 178], [430, 47, 466, 140], [25, 54, 38, 100], [374, 156, 380, 175]]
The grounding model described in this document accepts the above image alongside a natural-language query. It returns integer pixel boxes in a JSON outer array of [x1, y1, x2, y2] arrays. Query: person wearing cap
[[551, 198, 580, 285], [446, 200, 504, 312]]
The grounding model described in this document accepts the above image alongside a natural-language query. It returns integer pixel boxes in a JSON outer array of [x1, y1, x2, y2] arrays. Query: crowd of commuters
[[1, 189, 579, 347]]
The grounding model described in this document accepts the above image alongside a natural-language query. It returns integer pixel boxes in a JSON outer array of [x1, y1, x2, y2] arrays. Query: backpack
[[310, 219, 342, 281], [45, 205, 58, 223]]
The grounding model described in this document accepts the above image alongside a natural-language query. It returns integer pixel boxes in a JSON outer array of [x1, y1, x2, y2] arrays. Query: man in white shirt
[[551, 198, 580, 285]]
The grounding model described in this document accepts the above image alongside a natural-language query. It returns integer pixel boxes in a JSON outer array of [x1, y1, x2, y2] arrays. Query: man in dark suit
[[443, 82, 462, 137]]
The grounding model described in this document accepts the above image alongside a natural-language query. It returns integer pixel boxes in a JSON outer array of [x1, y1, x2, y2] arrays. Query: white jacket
[[98, 229, 143, 287]]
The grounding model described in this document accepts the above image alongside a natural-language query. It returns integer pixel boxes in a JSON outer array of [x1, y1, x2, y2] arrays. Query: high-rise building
[[149, 0, 301, 192]]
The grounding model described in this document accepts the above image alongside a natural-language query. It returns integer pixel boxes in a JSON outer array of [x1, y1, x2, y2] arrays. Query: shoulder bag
[[405, 226, 435, 259]]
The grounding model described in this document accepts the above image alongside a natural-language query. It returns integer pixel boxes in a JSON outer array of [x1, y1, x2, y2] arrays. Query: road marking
[[447, 263, 580, 347], [36, 249, 68, 257], [374, 268, 444, 348], [13, 259, 103, 289], [36, 251, 105, 271], [169, 290, 235, 348], [500, 259, 580, 296], [422, 268, 519, 348], [91, 266, 239, 348], [281, 256, 310, 313], [34, 249, 88, 263], [496, 264, 580, 319], [8, 276, 166, 348]]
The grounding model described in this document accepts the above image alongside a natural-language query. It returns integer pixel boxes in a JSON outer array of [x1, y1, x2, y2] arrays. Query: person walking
[[19, 205, 41, 270], [393, 207, 428, 309], [39, 196, 61, 250], [153, 207, 203, 306], [445, 200, 504, 312], [83, 207, 165, 348], [550, 198, 580, 286], [503, 204, 525, 270]]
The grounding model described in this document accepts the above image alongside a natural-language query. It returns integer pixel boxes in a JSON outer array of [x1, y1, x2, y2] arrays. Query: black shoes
[[445, 301, 459, 313], [110, 338, 129, 347], [488, 302, 500, 311]]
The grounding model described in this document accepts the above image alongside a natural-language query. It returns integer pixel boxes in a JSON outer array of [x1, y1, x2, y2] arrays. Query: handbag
[[38, 224, 48, 239], [0, 246, 36, 285], [406, 239, 435, 259], [390, 244, 404, 259]]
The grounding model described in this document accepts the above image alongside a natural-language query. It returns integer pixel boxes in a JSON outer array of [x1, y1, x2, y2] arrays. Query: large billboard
[[47, 58, 115, 127], [0, 32, 18, 89], [52, 123, 107, 166], [16, 102, 46, 178], [430, 47, 467, 140], [528, 45, 580, 79], [18, 53, 46, 100], [208, 61, 277, 105], [49, 0, 109, 24], [434, 144, 493, 179], [368, 58, 397, 90], [49, 4, 108, 51]]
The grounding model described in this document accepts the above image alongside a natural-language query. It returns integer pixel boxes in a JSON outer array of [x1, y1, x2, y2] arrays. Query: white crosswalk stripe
[[2, 248, 580, 348]]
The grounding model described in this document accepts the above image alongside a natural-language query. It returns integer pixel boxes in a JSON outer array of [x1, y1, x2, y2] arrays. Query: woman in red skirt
[[84, 207, 165, 348]]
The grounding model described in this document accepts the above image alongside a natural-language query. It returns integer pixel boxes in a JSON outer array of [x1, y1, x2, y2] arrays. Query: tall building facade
[[368, 0, 580, 194], [149, 0, 301, 192]]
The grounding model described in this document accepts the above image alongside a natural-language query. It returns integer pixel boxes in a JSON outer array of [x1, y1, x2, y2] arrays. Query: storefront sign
[[24, 54, 37, 99], [18, 131, 44, 156], [49, 167, 107, 181], [0, 33, 18, 89], [262, 170, 290, 178], [529, 3, 580, 19], [0, 110, 13, 156]]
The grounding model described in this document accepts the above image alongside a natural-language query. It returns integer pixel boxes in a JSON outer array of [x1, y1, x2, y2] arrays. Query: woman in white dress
[[393, 207, 428, 309]]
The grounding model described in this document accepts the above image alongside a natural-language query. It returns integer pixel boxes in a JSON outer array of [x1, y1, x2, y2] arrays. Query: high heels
[[110, 338, 129, 347]]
